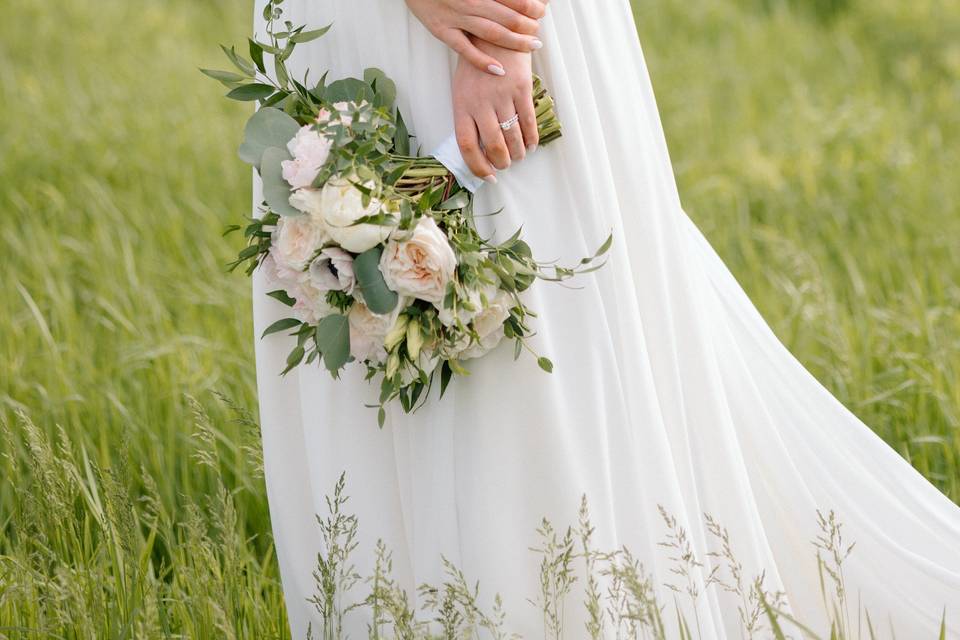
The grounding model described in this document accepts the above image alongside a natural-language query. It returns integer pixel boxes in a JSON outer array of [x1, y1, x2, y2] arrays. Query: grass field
[[0, 0, 958, 636]]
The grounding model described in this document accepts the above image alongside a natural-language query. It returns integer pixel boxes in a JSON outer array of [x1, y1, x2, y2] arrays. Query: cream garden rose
[[318, 176, 394, 253], [348, 301, 403, 364], [457, 289, 514, 360], [281, 125, 332, 189], [270, 215, 327, 276], [380, 216, 457, 305]]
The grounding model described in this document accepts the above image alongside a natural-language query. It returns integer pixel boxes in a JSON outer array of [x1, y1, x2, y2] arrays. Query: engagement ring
[[499, 114, 520, 130]]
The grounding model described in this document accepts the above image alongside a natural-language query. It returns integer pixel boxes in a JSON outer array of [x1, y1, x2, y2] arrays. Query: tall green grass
[[0, 0, 957, 636]]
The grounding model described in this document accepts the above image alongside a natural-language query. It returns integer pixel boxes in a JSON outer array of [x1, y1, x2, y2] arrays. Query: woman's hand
[[453, 39, 537, 181], [406, 0, 547, 75]]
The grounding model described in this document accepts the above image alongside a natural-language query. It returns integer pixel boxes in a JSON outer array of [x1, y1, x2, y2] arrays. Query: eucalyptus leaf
[[220, 45, 257, 77], [266, 289, 296, 306], [248, 39, 266, 73], [226, 83, 275, 102], [290, 24, 332, 44], [262, 317, 301, 338], [260, 146, 302, 217], [353, 247, 398, 314], [282, 345, 306, 375], [364, 67, 396, 110], [239, 106, 300, 167], [323, 77, 374, 104], [315, 314, 351, 373], [393, 109, 410, 156], [438, 190, 470, 211], [200, 68, 247, 87]]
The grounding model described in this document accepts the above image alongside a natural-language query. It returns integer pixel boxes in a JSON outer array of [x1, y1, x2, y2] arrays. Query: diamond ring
[[499, 114, 520, 130]]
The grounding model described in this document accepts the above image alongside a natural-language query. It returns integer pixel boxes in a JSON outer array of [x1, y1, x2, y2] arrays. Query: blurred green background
[[0, 0, 958, 635]]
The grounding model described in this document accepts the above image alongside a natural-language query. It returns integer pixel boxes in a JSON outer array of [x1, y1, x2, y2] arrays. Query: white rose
[[318, 177, 394, 253], [348, 301, 403, 364], [281, 125, 332, 189], [380, 216, 457, 304], [458, 290, 514, 360], [270, 215, 326, 274], [288, 188, 325, 220], [309, 247, 356, 294]]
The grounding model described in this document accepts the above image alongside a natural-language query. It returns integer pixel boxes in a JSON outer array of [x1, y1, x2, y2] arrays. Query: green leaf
[[220, 44, 257, 76], [275, 57, 290, 90], [282, 345, 306, 375], [238, 244, 262, 260], [315, 314, 351, 373], [290, 24, 332, 43], [260, 146, 302, 217], [266, 289, 296, 306], [200, 68, 247, 87], [438, 190, 470, 211], [587, 232, 614, 261], [377, 406, 386, 428], [393, 109, 410, 156], [537, 357, 554, 373], [353, 247, 398, 314], [323, 77, 374, 104], [226, 83, 276, 102], [439, 360, 453, 398], [248, 39, 266, 73], [364, 67, 396, 110], [262, 317, 301, 338], [239, 106, 300, 168]]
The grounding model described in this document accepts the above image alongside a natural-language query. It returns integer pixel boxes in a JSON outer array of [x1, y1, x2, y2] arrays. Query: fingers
[[455, 110, 496, 181], [443, 28, 506, 76], [497, 106, 526, 162], [468, 2, 541, 37], [475, 110, 511, 171], [516, 94, 539, 151], [494, 0, 548, 20], [461, 16, 542, 52]]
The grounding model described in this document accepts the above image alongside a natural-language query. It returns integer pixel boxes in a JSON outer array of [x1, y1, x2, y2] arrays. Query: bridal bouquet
[[208, 5, 609, 424]]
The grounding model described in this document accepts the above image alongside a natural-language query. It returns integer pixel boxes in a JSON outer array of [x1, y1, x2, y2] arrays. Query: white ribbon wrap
[[431, 133, 486, 193]]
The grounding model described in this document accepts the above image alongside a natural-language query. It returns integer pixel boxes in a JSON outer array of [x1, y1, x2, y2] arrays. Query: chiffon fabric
[[252, 1, 960, 637]]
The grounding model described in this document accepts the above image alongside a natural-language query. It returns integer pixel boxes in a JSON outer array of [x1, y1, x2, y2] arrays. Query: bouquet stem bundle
[[391, 75, 561, 198]]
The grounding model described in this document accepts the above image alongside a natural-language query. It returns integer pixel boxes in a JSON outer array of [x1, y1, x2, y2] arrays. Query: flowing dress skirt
[[252, 1, 960, 637]]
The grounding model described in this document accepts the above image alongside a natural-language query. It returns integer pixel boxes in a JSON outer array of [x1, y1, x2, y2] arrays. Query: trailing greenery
[[0, 0, 957, 636]]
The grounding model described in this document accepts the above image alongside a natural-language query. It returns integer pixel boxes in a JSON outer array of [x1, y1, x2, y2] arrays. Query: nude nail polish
[[483, 175, 498, 184], [487, 64, 506, 76], [527, 144, 538, 153], [530, 39, 544, 50]]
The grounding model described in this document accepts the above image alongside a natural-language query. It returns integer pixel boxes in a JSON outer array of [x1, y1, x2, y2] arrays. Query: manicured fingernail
[[487, 64, 506, 76], [527, 143, 538, 153], [483, 174, 498, 184], [530, 39, 544, 50]]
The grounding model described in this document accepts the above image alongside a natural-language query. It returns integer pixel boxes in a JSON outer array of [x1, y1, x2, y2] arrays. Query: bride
[[252, 0, 960, 637]]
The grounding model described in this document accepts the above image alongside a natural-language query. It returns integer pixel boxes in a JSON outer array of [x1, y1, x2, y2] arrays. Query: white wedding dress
[[252, 1, 960, 638]]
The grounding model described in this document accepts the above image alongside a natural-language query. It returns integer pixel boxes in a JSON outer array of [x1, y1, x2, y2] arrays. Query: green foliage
[[261, 145, 302, 216], [238, 106, 301, 168], [354, 246, 399, 314]]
